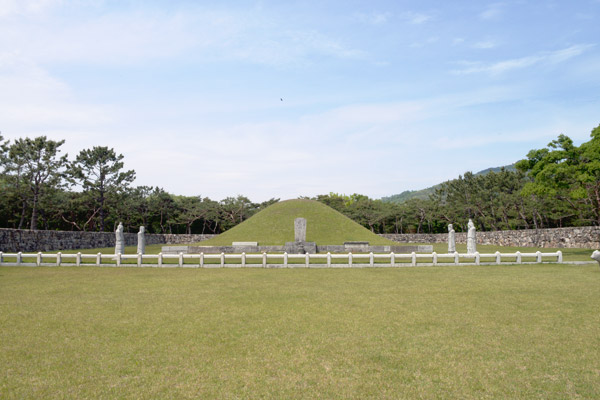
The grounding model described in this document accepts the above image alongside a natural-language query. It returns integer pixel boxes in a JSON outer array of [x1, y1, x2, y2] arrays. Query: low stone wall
[[162, 244, 433, 255], [317, 245, 432, 254], [2, 226, 599, 253], [0, 228, 216, 252], [380, 226, 600, 249]]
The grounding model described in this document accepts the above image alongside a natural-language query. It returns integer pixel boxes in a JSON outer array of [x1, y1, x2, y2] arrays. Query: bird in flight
[[280, 98, 283, 101]]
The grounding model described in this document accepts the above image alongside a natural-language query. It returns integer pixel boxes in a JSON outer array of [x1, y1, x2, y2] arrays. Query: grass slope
[[199, 199, 397, 246], [1, 264, 599, 398]]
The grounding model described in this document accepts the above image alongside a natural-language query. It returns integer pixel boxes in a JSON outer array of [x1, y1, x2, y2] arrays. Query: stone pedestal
[[284, 241, 317, 254]]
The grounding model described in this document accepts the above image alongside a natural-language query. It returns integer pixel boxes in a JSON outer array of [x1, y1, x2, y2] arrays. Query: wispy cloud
[[281, 30, 365, 60], [479, 2, 505, 20], [354, 11, 392, 25], [0, 0, 64, 17], [354, 10, 431, 25], [0, 52, 112, 130], [410, 36, 439, 48], [0, 5, 364, 67], [1, 1, 598, 200], [452, 44, 595, 75], [473, 40, 498, 49], [121, 85, 596, 199], [399, 11, 433, 24]]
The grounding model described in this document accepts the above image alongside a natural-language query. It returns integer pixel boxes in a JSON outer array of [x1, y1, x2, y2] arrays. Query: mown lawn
[[1, 264, 599, 399]]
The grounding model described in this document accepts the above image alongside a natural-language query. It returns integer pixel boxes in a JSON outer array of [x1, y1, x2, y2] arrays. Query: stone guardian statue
[[467, 219, 476, 254], [591, 250, 600, 267], [115, 222, 125, 255], [137, 226, 146, 254], [448, 224, 456, 253]]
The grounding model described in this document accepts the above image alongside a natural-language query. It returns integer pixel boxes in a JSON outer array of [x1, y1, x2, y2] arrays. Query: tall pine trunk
[[30, 191, 39, 230]]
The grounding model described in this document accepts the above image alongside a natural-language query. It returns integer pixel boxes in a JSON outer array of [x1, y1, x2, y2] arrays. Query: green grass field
[[1, 264, 599, 398]]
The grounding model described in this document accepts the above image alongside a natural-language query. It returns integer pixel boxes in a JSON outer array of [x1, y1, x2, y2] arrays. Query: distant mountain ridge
[[381, 164, 516, 204]]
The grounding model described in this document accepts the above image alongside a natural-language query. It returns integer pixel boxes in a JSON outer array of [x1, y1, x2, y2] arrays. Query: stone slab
[[344, 242, 370, 251], [161, 246, 190, 254], [294, 218, 307, 242]]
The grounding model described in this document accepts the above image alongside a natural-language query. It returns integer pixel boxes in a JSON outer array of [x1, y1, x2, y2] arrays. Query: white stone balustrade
[[0, 250, 568, 268]]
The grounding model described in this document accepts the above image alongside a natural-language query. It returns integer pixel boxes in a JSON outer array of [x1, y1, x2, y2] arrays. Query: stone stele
[[294, 217, 307, 242]]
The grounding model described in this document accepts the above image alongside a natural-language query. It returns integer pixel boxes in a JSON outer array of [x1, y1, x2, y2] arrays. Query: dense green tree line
[[1, 124, 598, 234], [312, 124, 600, 233], [0, 135, 277, 233]]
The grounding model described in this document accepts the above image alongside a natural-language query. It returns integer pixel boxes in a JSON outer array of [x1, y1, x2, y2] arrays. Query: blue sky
[[1, 0, 599, 201]]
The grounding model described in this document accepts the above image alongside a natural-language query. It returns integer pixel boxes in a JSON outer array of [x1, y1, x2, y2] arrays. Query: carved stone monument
[[115, 222, 124, 255], [591, 250, 600, 266], [467, 219, 476, 254], [448, 224, 456, 253], [284, 217, 316, 254], [294, 218, 307, 242], [137, 226, 146, 254]]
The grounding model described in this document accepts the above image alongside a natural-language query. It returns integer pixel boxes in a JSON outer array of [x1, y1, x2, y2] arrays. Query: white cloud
[[452, 44, 594, 75], [0, 53, 112, 132], [432, 117, 599, 151], [400, 11, 433, 24], [1, 1, 598, 201], [0, 0, 64, 17], [473, 40, 498, 49], [0, 5, 364, 68], [354, 10, 431, 26], [410, 37, 439, 48], [479, 3, 505, 20], [354, 11, 392, 25], [433, 128, 542, 149], [125, 93, 592, 200], [3, 59, 596, 200], [282, 30, 365, 60]]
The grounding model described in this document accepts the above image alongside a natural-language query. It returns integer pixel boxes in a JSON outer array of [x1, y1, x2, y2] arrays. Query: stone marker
[[115, 222, 124, 255], [591, 250, 600, 266], [467, 219, 477, 254], [294, 218, 307, 242], [344, 242, 369, 251], [137, 226, 146, 254], [448, 224, 456, 253]]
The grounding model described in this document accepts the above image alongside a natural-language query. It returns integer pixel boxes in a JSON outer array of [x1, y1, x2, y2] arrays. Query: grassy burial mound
[[198, 199, 397, 246]]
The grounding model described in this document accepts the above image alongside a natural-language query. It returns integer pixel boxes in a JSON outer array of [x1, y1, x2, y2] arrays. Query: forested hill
[[381, 164, 516, 204]]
